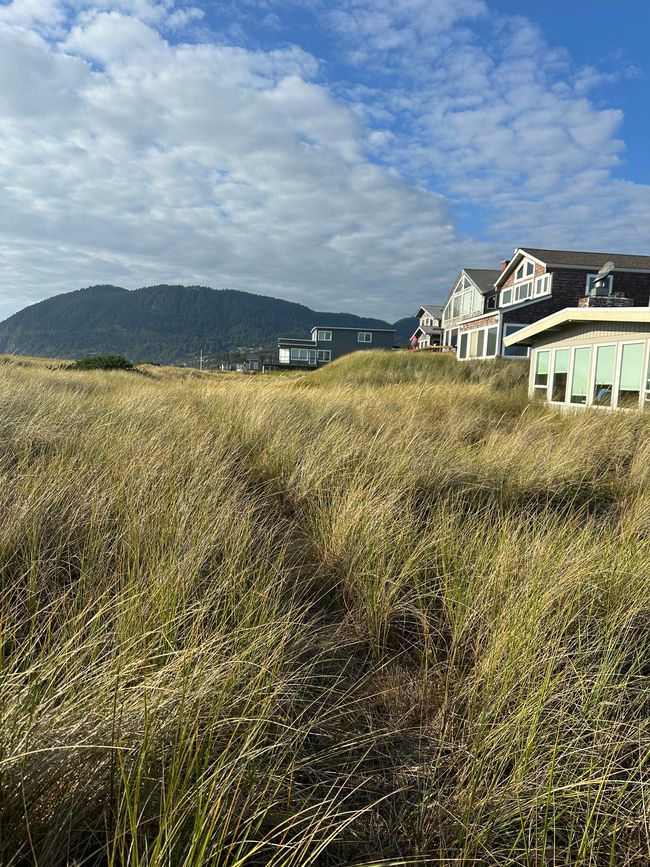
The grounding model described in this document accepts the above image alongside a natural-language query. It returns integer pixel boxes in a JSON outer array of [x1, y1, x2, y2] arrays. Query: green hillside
[[0, 284, 417, 363]]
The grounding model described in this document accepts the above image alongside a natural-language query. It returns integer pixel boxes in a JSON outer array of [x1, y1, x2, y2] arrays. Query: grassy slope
[[0, 351, 649, 865]]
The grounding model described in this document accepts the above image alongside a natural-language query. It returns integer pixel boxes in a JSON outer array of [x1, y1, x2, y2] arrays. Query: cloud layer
[[0, 0, 648, 320]]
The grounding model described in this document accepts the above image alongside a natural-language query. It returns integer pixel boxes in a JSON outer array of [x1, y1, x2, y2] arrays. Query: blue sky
[[0, 0, 649, 320]]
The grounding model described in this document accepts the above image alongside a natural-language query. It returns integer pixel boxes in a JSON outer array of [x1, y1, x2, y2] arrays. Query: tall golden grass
[[0, 350, 649, 865]]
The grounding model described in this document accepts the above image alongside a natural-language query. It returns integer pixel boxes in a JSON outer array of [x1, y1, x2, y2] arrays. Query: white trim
[[357, 331, 373, 343], [316, 330, 332, 341], [317, 349, 331, 362]]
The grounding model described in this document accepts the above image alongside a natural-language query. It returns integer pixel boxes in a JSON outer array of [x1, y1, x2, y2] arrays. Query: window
[[534, 274, 552, 296], [586, 274, 613, 297], [358, 332, 372, 343], [486, 296, 496, 309], [459, 332, 468, 359], [252, 361, 259, 371], [317, 349, 331, 362], [290, 348, 309, 361], [617, 342, 644, 408], [476, 330, 485, 357], [279, 347, 290, 364], [486, 327, 498, 357], [501, 258, 550, 307], [570, 347, 590, 405], [534, 350, 549, 395], [317, 330, 332, 341], [551, 348, 569, 402], [593, 345, 616, 406], [503, 324, 529, 357]]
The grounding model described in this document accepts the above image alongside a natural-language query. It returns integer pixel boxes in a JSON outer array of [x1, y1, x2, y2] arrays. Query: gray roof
[[417, 304, 443, 318], [464, 268, 501, 294], [522, 248, 650, 271]]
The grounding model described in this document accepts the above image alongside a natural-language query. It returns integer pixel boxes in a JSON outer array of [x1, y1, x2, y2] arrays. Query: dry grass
[[0, 350, 649, 866]]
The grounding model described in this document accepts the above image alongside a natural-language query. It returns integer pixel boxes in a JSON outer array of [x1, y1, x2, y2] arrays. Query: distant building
[[445, 249, 650, 361], [505, 305, 650, 410], [410, 305, 443, 349], [269, 326, 396, 370]]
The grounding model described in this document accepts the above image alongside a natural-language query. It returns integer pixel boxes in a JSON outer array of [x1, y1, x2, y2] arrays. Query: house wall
[[500, 267, 650, 326], [320, 329, 395, 357], [527, 322, 650, 410]]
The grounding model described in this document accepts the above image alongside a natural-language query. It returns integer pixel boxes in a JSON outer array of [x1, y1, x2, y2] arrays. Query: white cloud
[[0, 8, 491, 320], [1, 0, 649, 324]]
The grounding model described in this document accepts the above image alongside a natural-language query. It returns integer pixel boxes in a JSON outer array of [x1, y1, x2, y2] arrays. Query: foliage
[[67, 354, 135, 371], [0, 351, 649, 865], [0, 284, 414, 364]]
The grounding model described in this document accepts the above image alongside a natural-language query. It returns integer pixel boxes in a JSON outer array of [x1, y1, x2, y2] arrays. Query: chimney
[[500, 259, 509, 272]]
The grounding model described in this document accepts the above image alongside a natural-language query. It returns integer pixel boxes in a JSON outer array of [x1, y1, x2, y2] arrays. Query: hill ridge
[[0, 284, 416, 364]]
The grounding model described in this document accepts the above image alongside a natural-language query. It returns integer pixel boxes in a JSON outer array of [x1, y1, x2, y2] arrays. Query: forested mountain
[[0, 285, 417, 364]]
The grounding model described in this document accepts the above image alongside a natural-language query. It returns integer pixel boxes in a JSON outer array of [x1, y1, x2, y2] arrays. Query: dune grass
[[0, 350, 649, 865]]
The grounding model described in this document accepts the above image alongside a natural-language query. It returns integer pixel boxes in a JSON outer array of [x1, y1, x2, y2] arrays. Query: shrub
[[67, 354, 134, 371]]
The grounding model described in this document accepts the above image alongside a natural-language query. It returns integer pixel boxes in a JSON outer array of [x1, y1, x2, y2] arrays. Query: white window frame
[[534, 273, 553, 297], [317, 330, 332, 341], [549, 347, 571, 405], [585, 274, 613, 296], [358, 332, 373, 343], [317, 349, 331, 362], [532, 349, 550, 399], [279, 347, 290, 364], [615, 340, 645, 410], [500, 258, 552, 307], [643, 340, 650, 410], [591, 342, 618, 409], [457, 324, 500, 360], [290, 348, 309, 362], [568, 345, 592, 407]]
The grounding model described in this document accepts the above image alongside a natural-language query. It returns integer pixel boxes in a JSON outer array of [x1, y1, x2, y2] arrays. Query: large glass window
[[551, 348, 569, 402], [593, 345, 616, 406], [459, 333, 468, 359], [290, 348, 309, 361], [476, 330, 485, 357], [618, 343, 644, 408], [570, 347, 590, 405], [503, 324, 529, 357], [486, 327, 498, 356], [469, 331, 479, 357], [279, 347, 290, 364], [534, 350, 549, 394]]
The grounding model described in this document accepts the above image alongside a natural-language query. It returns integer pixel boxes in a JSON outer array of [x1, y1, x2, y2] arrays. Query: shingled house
[[448, 249, 650, 361], [441, 269, 501, 354], [410, 305, 443, 349]]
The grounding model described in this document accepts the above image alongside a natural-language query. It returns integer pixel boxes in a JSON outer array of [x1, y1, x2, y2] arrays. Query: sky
[[1, 0, 649, 321]]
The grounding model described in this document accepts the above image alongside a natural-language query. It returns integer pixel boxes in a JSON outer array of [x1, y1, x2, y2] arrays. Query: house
[[244, 350, 280, 372], [441, 269, 501, 352], [410, 305, 443, 349], [277, 326, 396, 369], [452, 248, 650, 361], [504, 305, 650, 410]]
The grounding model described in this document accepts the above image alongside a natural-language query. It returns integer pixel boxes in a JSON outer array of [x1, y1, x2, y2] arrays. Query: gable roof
[[498, 247, 650, 286], [504, 306, 650, 347], [416, 304, 443, 318], [464, 269, 501, 294]]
